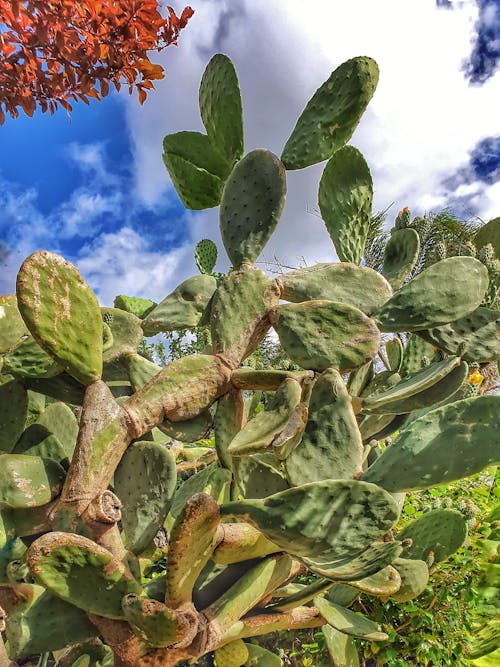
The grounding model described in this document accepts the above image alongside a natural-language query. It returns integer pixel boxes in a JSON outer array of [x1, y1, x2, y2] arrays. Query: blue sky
[[1, 0, 499, 304]]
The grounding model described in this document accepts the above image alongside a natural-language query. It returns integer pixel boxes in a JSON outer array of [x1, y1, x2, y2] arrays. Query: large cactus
[[0, 53, 498, 667]]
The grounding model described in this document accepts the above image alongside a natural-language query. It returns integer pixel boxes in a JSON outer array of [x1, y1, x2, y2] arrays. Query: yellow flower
[[467, 370, 484, 385]]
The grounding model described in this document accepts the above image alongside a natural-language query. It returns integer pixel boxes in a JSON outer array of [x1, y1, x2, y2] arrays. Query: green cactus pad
[[245, 644, 283, 666], [368, 361, 468, 415], [361, 356, 463, 413], [1, 513, 27, 583], [397, 509, 468, 563], [24, 372, 86, 405], [286, 369, 363, 484], [215, 639, 249, 667], [114, 441, 176, 554], [5, 585, 97, 659], [100, 308, 143, 363], [195, 239, 218, 275], [228, 378, 301, 457], [302, 540, 403, 582], [3, 334, 62, 378], [233, 452, 289, 500], [214, 388, 245, 470], [417, 307, 500, 362], [14, 426, 68, 464], [159, 410, 213, 443], [122, 594, 192, 647], [279, 262, 392, 315], [162, 131, 231, 210], [16, 251, 103, 384], [27, 532, 143, 618], [0, 378, 28, 452], [113, 294, 156, 319], [211, 267, 280, 368], [349, 565, 402, 596], [219, 149, 286, 266], [390, 558, 429, 602], [323, 625, 359, 667], [0, 454, 65, 509], [362, 396, 500, 492], [347, 360, 374, 397], [166, 493, 220, 609], [281, 56, 379, 170], [386, 338, 403, 372], [221, 480, 399, 560], [204, 554, 296, 634], [14, 401, 78, 463], [314, 597, 388, 641], [399, 334, 437, 376], [475, 217, 500, 260], [212, 523, 280, 565], [318, 146, 373, 264], [359, 413, 407, 442], [169, 463, 232, 520], [382, 228, 420, 290], [142, 274, 217, 336], [199, 53, 244, 165], [373, 257, 489, 332], [273, 300, 380, 372], [0, 294, 29, 353]]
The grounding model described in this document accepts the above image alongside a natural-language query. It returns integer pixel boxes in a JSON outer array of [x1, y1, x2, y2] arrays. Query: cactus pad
[[27, 532, 143, 618], [0, 378, 28, 452], [16, 251, 103, 384], [166, 493, 220, 608], [162, 131, 231, 210], [362, 396, 500, 491], [215, 639, 249, 667], [114, 441, 176, 554], [279, 262, 392, 315], [374, 257, 489, 332], [219, 149, 286, 266], [121, 594, 192, 647], [0, 454, 65, 508], [390, 558, 429, 602], [113, 294, 156, 319], [314, 597, 388, 641], [211, 267, 280, 368], [232, 452, 289, 499], [5, 585, 97, 659], [281, 56, 379, 169], [386, 338, 403, 372], [142, 274, 217, 336], [199, 54, 244, 165], [0, 294, 29, 353], [214, 388, 246, 470], [3, 334, 62, 378], [169, 463, 231, 520], [286, 369, 363, 484], [323, 625, 360, 667], [228, 378, 301, 456], [318, 146, 373, 264], [195, 239, 218, 274], [397, 509, 467, 563], [273, 300, 380, 371], [221, 480, 399, 560], [101, 308, 143, 363], [382, 228, 420, 290], [417, 306, 500, 362]]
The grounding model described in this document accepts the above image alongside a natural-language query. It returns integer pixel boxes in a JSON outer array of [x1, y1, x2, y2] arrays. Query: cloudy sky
[[0, 0, 498, 304]]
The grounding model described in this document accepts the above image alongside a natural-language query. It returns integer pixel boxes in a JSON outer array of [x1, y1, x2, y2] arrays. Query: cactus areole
[[0, 53, 498, 667]]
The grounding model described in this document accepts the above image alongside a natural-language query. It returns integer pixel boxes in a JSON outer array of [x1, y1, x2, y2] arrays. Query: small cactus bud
[[215, 639, 249, 667], [478, 243, 495, 265], [462, 240, 477, 257], [395, 206, 411, 229], [426, 551, 435, 568]]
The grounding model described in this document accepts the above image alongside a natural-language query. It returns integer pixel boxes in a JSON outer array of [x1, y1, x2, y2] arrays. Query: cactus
[[0, 52, 498, 667]]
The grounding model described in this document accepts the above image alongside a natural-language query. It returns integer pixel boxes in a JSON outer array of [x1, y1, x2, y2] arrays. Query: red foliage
[[0, 1, 194, 123]]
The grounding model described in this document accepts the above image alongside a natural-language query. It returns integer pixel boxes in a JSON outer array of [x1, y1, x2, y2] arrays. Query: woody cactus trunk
[[0, 53, 499, 667]]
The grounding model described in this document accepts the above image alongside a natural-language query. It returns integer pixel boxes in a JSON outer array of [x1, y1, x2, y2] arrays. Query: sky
[[0, 0, 499, 305]]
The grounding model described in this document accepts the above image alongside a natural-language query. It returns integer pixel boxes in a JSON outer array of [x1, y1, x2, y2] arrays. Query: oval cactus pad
[[16, 251, 103, 385], [281, 56, 379, 169]]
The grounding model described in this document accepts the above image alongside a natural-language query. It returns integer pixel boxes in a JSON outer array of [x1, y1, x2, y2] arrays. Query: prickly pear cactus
[[0, 52, 498, 667]]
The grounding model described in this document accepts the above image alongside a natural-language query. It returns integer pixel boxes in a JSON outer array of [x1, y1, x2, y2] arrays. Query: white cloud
[[77, 227, 192, 305], [125, 0, 499, 270]]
